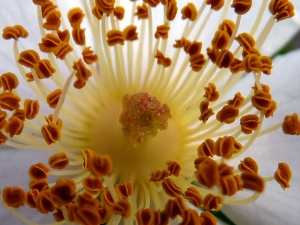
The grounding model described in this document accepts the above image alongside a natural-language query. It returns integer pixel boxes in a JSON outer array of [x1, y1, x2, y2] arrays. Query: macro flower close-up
[[0, 0, 300, 224]]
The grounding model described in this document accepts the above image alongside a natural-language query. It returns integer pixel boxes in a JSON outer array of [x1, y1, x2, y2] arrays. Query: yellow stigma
[[0, 0, 298, 224]]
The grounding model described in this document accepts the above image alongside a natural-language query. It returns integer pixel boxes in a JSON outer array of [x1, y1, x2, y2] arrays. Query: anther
[[28, 162, 50, 180], [154, 23, 170, 39], [165, 0, 177, 20], [29, 179, 49, 192], [282, 113, 300, 135], [227, 92, 244, 108], [48, 152, 69, 169], [199, 100, 214, 123], [51, 178, 76, 205], [47, 89, 62, 108], [18, 50, 40, 68], [72, 27, 86, 45], [24, 99, 40, 119], [240, 114, 260, 134], [216, 105, 239, 124], [206, 0, 225, 11], [241, 172, 264, 192], [238, 157, 258, 174], [231, 0, 252, 15], [0, 72, 19, 91], [68, 8, 85, 28], [200, 211, 218, 225], [2, 186, 27, 208], [90, 153, 113, 177], [5, 116, 24, 137], [36, 190, 56, 213], [82, 176, 104, 194], [27, 189, 39, 208], [96, 0, 116, 14], [115, 182, 133, 199], [274, 162, 292, 189], [114, 6, 125, 20], [181, 3, 198, 21], [112, 199, 131, 218], [135, 3, 148, 19], [269, 0, 295, 21], [204, 83, 219, 102], [107, 29, 125, 46], [43, 9, 61, 30], [162, 178, 182, 197], [0, 92, 20, 111], [2, 25, 28, 40], [123, 25, 139, 41], [155, 50, 172, 67], [39, 33, 62, 53], [235, 33, 256, 50], [202, 194, 223, 211], [197, 138, 215, 157], [184, 187, 202, 207], [194, 156, 218, 188], [144, 0, 161, 8]]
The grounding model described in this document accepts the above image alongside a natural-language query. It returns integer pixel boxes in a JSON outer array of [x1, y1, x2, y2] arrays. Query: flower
[[0, 0, 299, 224]]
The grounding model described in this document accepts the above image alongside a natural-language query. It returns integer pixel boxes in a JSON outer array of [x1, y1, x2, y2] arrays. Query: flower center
[[89, 93, 179, 180]]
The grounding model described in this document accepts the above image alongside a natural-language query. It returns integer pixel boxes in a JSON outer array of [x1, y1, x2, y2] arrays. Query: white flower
[[0, 0, 299, 224]]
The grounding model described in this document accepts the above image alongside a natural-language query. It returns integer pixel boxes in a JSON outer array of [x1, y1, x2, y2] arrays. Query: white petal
[[222, 49, 300, 225]]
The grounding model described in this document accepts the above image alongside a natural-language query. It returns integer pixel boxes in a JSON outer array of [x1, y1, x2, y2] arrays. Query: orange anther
[[0, 92, 20, 111], [107, 29, 125, 46], [181, 3, 197, 21], [2, 25, 28, 40], [211, 30, 230, 50], [48, 152, 69, 169], [29, 179, 49, 192], [72, 27, 86, 45], [165, 0, 177, 20], [203, 83, 219, 102], [194, 156, 218, 188], [154, 23, 170, 39], [51, 178, 76, 205], [18, 50, 40, 68], [68, 7, 85, 28], [199, 100, 214, 123], [82, 47, 99, 64], [114, 6, 125, 20], [96, 0, 115, 14], [0, 72, 19, 91], [269, 0, 295, 21], [35, 190, 55, 213], [227, 92, 244, 108], [5, 116, 24, 137], [235, 33, 256, 50], [241, 172, 264, 192], [231, 0, 252, 15], [238, 157, 258, 174], [200, 211, 218, 225], [165, 196, 186, 219], [92, 6, 104, 20], [123, 25, 138, 41], [144, 0, 161, 7], [90, 153, 113, 176], [24, 99, 40, 120], [150, 169, 170, 181], [47, 89, 62, 108], [206, 0, 225, 11], [219, 175, 240, 196], [43, 9, 61, 30], [282, 113, 300, 135], [155, 50, 172, 67], [189, 53, 206, 71], [73, 59, 92, 89], [216, 105, 239, 124], [2, 186, 27, 208], [166, 161, 181, 177], [115, 182, 133, 199], [113, 199, 131, 218], [38, 33, 62, 53], [27, 189, 39, 208], [135, 3, 148, 19], [162, 178, 182, 197], [82, 176, 104, 194], [197, 138, 215, 157], [274, 162, 292, 189], [28, 162, 50, 180], [184, 187, 202, 207], [203, 194, 223, 211], [135, 209, 155, 225], [240, 114, 260, 134]]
